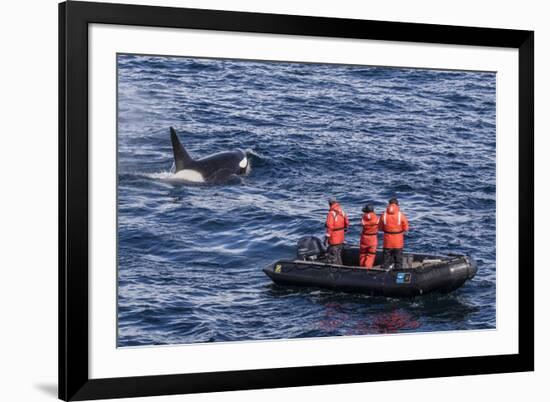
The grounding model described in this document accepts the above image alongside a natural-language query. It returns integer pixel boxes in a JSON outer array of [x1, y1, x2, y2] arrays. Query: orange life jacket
[[325, 203, 349, 245], [360, 212, 379, 247], [378, 204, 409, 249]]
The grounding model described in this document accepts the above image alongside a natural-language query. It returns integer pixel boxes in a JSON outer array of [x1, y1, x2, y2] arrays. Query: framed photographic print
[[59, 1, 534, 400]]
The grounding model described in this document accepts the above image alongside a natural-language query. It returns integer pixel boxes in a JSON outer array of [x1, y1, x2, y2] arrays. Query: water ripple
[[117, 54, 496, 346]]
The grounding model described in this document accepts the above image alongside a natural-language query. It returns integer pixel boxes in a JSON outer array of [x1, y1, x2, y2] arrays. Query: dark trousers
[[327, 244, 343, 265], [383, 248, 403, 269]]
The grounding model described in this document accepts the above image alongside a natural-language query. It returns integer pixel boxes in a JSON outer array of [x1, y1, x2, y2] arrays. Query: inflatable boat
[[263, 236, 477, 297]]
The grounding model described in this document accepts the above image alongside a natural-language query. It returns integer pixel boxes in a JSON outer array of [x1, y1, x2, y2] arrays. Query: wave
[[116, 53, 497, 346]]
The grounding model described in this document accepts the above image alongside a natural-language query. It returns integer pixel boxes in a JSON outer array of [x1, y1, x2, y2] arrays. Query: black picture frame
[[59, 1, 534, 400]]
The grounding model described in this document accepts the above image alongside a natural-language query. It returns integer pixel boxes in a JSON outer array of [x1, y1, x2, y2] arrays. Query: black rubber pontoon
[[263, 236, 477, 297]]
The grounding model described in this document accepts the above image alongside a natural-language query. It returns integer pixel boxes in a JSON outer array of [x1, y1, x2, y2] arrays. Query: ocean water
[[117, 54, 496, 347]]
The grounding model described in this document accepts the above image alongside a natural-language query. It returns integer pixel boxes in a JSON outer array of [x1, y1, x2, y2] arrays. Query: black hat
[[362, 204, 374, 213], [389, 198, 399, 205], [328, 198, 337, 205]]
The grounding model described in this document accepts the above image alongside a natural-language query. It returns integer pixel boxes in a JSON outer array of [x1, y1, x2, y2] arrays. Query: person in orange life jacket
[[378, 198, 409, 270], [359, 204, 379, 269], [324, 198, 349, 265]]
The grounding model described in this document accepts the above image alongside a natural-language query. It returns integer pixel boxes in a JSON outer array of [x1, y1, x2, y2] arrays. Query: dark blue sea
[[117, 54, 496, 347]]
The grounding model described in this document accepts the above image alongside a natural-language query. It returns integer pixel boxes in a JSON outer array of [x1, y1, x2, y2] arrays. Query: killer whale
[[169, 127, 249, 183]]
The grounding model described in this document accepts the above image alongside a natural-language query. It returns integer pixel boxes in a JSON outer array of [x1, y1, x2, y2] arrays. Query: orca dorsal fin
[[170, 127, 193, 171]]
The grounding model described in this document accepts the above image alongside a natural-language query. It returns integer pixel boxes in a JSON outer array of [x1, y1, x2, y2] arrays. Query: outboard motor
[[296, 236, 325, 261]]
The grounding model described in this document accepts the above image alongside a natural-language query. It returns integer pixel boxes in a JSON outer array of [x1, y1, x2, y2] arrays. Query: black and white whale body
[[169, 127, 249, 183]]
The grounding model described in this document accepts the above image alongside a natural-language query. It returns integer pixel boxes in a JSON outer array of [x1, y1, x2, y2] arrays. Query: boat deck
[[311, 247, 445, 270]]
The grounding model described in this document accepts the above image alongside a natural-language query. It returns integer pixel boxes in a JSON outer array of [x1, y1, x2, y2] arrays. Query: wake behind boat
[[263, 236, 477, 297]]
